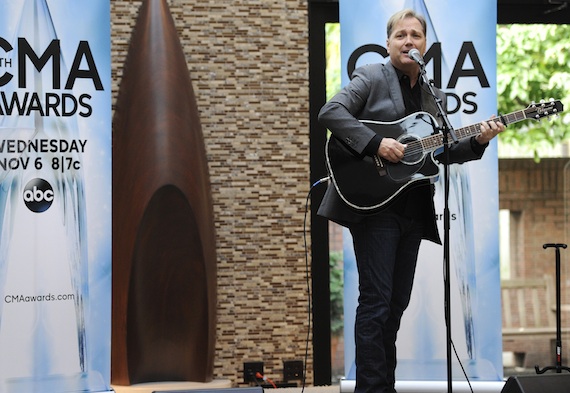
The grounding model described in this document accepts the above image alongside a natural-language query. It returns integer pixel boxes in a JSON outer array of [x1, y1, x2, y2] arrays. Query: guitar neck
[[454, 109, 528, 140], [424, 108, 530, 151]]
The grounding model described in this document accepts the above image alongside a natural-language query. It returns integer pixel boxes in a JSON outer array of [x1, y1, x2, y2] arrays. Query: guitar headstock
[[524, 99, 564, 120]]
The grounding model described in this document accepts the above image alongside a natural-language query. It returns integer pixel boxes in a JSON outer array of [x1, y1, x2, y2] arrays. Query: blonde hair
[[386, 9, 427, 38]]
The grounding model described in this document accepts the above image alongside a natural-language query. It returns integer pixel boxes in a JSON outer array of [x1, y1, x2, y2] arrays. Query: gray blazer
[[317, 61, 487, 243]]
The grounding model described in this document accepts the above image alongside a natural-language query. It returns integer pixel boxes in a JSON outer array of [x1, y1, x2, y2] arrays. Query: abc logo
[[23, 178, 54, 213]]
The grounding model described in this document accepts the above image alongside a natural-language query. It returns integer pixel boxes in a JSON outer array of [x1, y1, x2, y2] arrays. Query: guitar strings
[[401, 109, 527, 158], [382, 102, 559, 161]]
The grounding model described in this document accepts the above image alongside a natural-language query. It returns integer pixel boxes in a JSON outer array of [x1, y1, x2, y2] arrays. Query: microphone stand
[[417, 61, 458, 393]]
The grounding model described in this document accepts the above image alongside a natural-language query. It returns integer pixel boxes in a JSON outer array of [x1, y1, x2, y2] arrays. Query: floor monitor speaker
[[501, 373, 570, 393]]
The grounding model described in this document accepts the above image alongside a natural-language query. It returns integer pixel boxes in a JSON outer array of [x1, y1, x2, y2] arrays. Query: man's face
[[386, 17, 427, 73]]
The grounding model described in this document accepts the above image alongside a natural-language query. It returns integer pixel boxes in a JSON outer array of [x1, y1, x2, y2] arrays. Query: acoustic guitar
[[325, 100, 564, 212]]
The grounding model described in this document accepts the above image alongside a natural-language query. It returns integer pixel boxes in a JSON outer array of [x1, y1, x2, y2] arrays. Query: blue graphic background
[[339, 0, 502, 382], [0, 1, 111, 391]]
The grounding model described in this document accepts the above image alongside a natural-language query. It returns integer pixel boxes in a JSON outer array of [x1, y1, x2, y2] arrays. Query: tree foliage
[[497, 24, 570, 158], [325, 23, 341, 101], [329, 251, 344, 336]]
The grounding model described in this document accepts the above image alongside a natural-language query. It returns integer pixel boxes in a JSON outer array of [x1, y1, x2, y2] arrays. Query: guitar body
[[326, 111, 440, 212], [324, 100, 563, 213]]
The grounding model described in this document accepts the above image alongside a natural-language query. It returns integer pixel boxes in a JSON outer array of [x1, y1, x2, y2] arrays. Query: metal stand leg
[[535, 243, 570, 374]]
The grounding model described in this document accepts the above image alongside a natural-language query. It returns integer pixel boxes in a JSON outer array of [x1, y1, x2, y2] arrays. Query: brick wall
[[499, 158, 570, 284], [499, 158, 570, 368], [110, 0, 311, 386]]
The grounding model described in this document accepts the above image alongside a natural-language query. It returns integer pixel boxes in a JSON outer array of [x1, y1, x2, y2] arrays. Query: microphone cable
[[443, 262, 475, 393], [300, 176, 329, 393]]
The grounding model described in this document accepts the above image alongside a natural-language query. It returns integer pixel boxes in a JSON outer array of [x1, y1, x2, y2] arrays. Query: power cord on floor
[[256, 372, 277, 389]]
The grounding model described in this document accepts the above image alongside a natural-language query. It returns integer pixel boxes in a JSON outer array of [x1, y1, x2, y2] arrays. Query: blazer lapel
[[382, 62, 406, 119]]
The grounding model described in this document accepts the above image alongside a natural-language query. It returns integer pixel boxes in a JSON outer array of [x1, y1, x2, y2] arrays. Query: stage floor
[[111, 379, 232, 393]]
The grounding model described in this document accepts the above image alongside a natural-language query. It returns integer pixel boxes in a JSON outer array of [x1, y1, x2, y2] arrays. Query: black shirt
[[386, 71, 432, 219], [400, 73, 422, 115]]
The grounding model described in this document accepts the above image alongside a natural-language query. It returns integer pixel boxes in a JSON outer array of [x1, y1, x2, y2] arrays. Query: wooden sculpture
[[111, 0, 216, 385]]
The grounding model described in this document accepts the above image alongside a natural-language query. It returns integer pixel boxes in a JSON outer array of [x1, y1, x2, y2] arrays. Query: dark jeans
[[349, 212, 424, 393]]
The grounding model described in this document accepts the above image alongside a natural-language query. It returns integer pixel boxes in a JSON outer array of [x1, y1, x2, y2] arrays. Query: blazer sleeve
[[318, 65, 385, 157], [436, 133, 488, 164]]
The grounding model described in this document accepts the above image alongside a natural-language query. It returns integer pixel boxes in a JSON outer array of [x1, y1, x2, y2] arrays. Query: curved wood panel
[[111, 0, 216, 385], [128, 186, 210, 383]]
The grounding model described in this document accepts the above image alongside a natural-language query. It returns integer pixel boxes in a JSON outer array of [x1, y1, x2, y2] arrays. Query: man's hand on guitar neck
[[378, 138, 407, 163], [475, 115, 505, 145], [376, 114, 505, 163]]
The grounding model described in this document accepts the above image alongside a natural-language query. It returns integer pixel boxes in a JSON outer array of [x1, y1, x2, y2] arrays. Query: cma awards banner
[[0, 1, 112, 392], [339, 0, 503, 387]]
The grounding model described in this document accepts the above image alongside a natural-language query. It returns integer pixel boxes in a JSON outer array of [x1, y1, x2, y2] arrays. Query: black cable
[[421, 76, 474, 393], [451, 340, 475, 393], [301, 176, 329, 393]]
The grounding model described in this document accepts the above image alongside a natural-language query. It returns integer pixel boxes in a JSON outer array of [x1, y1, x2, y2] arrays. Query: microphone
[[408, 48, 425, 66]]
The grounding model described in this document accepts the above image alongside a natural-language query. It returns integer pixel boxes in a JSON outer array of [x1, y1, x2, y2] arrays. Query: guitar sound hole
[[399, 134, 424, 165]]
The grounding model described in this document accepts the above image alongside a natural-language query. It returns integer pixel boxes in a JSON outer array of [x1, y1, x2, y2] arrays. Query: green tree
[[329, 251, 344, 336], [497, 24, 570, 159], [325, 23, 341, 101]]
